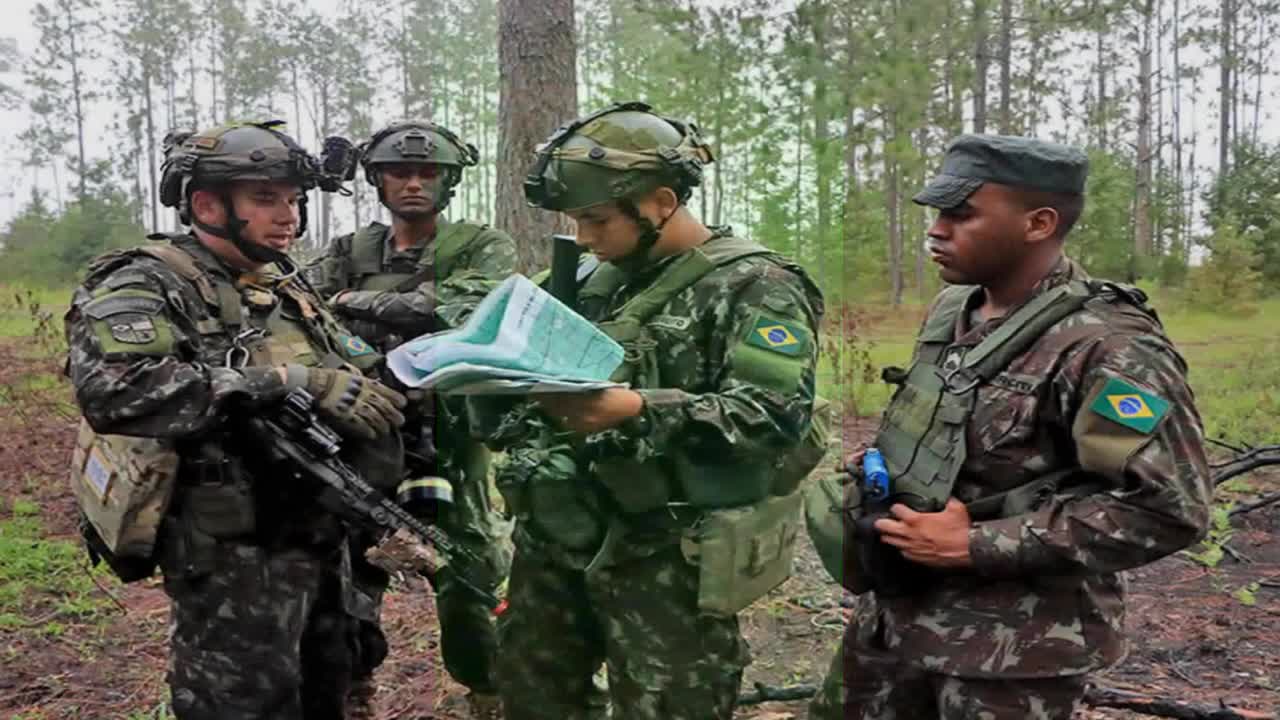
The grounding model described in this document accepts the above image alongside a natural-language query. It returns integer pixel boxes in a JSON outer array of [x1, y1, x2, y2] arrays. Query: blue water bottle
[[862, 448, 891, 502]]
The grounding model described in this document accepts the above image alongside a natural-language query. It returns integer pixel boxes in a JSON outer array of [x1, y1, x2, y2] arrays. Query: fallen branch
[[1211, 444, 1280, 487], [737, 681, 1276, 719], [1230, 491, 1280, 518]]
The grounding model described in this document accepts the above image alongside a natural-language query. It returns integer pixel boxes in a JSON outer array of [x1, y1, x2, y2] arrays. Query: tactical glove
[[282, 364, 407, 440]]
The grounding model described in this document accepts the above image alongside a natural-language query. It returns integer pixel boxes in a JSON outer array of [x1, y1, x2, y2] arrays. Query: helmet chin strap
[[616, 200, 678, 274], [194, 191, 289, 266]]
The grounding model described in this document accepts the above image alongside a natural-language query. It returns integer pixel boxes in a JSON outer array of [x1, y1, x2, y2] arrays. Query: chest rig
[[138, 238, 373, 373], [345, 220, 487, 293], [876, 281, 1098, 513]]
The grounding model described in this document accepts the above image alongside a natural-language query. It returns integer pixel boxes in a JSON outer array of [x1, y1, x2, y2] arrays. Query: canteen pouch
[[498, 447, 605, 551], [803, 472, 856, 589], [595, 456, 672, 514], [680, 491, 803, 617]]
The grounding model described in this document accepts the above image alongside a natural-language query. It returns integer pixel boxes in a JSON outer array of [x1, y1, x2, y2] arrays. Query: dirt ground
[[1, 345, 1277, 719]]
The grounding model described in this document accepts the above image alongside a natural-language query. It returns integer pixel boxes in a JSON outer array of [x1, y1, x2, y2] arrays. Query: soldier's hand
[[539, 389, 644, 433], [840, 449, 867, 485], [283, 364, 408, 440], [874, 497, 974, 569]]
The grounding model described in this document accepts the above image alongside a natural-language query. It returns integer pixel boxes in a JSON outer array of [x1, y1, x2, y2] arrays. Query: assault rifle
[[244, 388, 507, 615]]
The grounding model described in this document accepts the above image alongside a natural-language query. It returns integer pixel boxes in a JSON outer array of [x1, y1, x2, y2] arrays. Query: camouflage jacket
[[863, 257, 1212, 678], [310, 219, 518, 346], [64, 235, 386, 545], [492, 231, 824, 566]]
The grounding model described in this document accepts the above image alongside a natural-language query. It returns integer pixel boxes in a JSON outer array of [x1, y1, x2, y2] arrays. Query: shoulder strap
[[430, 220, 489, 277], [956, 281, 1094, 385], [919, 285, 976, 343], [349, 222, 389, 278], [134, 242, 242, 330], [606, 236, 776, 327]]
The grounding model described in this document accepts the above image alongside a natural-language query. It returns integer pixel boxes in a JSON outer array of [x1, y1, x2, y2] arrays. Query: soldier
[[486, 102, 825, 720], [64, 121, 407, 719], [309, 120, 516, 718], [808, 134, 1213, 719]]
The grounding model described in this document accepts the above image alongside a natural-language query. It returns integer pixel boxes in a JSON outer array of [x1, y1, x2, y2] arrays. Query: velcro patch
[[746, 314, 809, 356], [340, 334, 374, 357], [1089, 377, 1169, 434], [107, 313, 159, 345]]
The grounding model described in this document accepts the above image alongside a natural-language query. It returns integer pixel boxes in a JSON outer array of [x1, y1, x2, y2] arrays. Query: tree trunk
[[886, 113, 903, 306], [997, 0, 1012, 133], [64, 5, 88, 203], [1096, 23, 1108, 149], [496, 0, 578, 274], [972, 0, 989, 133], [810, 2, 831, 287], [143, 64, 159, 230], [1133, 0, 1154, 280], [1218, 0, 1232, 177]]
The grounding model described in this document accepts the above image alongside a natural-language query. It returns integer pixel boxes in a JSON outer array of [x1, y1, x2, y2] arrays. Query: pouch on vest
[[803, 472, 854, 589], [69, 419, 180, 579], [680, 489, 804, 617], [497, 445, 605, 551]]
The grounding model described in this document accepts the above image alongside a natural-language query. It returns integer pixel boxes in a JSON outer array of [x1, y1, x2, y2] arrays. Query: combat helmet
[[359, 121, 479, 212], [523, 101, 714, 214], [158, 120, 324, 263]]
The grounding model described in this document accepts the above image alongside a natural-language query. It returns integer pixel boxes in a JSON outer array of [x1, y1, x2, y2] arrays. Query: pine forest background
[[1, 0, 1279, 309]]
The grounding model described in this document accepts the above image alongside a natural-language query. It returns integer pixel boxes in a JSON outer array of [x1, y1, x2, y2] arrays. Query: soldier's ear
[[1025, 206, 1060, 246], [190, 189, 227, 226]]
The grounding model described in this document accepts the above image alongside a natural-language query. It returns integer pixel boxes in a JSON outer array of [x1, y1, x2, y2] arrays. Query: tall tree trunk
[[1218, 0, 1232, 177], [1133, 0, 1154, 280], [972, 0, 989, 133], [1096, 23, 1108, 149], [810, 2, 831, 287], [65, 13, 88, 202], [143, 64, 159, 230], [997, 0, 1012, 133], [496, 0, 578, 274], [886, 113, 903, 305]]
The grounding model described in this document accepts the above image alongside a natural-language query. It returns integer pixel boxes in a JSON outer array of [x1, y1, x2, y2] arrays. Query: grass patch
[[819, 295, 1280, 444], [0, 502, 115, 628], [0, 284, 69, 339]]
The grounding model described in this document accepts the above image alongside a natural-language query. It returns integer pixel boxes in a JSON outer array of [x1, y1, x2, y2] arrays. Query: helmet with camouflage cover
[[523, 101, 714, 214], [158, 120, 323, 263], [359, 120, 479, 212]]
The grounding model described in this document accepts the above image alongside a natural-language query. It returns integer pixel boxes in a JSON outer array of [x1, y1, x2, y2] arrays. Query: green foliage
[[1206, 140, 1280, 289], [1186, 217, 1264, 313], [0, 508, 115, 625], [1071, 149, 1136, 280], [1181, 504, 1233, 569], [0, 188, 143, 286]]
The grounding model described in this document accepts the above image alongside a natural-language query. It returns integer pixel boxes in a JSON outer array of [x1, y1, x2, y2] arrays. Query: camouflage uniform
[[810, 136, 1212, 720], [311, 120, 517, 703], [491, 103, 824, 720], [66, 235, 389, 720], [312, 218, 516, 695]]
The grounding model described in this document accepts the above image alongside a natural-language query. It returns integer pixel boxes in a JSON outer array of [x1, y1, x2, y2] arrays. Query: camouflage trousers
[[808, 619, 1087, 720], [350, 468, 511, 694], [161, 541, 358, 720], [495, 542, 750, 720]]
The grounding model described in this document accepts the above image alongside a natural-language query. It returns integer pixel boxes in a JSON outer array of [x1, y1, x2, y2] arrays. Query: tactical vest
[[345, 220, 490, 292], [581, 236, 829, 617], [875, 281, 1097, 511], [71, 238, 380, 580]]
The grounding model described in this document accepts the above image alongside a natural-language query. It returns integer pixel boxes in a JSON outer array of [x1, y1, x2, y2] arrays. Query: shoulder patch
[[1089, 377, 1169, 434], [746, 314, 809, 356], [649, 314, 693, 332], [339, 333, 374, 357]]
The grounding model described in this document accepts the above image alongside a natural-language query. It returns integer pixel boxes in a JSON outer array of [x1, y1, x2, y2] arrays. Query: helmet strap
[[616, 199, 678, 273], [193, 190, 287, 265]]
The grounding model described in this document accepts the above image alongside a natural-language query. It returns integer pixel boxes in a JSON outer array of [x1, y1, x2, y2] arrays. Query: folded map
[[386, 274, 625, 394]]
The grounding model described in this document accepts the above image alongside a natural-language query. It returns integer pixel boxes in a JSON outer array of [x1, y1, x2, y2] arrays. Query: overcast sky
[[0, 0, 1274, 234]]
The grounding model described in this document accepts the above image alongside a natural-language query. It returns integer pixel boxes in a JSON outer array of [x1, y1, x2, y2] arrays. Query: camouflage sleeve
[[969, 331, 1213, 577], [333, 228, 517, 333], [631, 264, 820, 459], [434, 228, 518, 328], [64, 264, 287, 439]]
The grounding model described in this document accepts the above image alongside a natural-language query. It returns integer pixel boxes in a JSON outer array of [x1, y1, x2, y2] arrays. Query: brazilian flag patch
[[746, 314, 808, 356], [340, 334, 374, 357], [1089, 377, 1169, 434]]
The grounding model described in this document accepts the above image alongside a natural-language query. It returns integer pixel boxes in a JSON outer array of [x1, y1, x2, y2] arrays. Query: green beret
[[913, 134, 1089, 209]]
